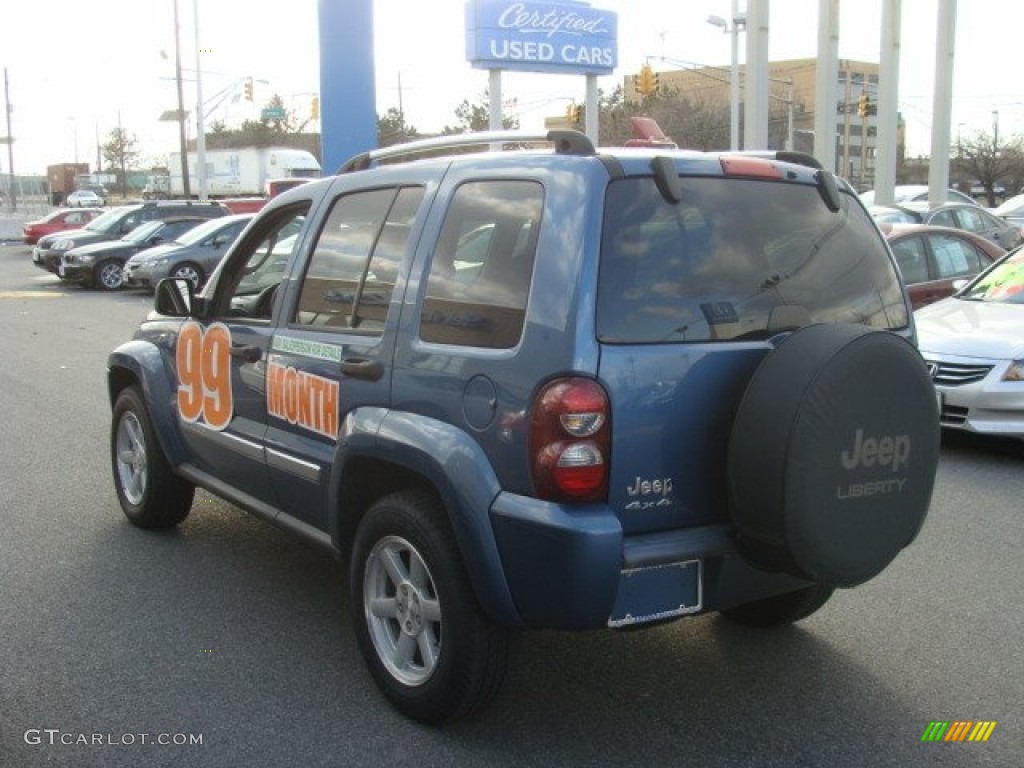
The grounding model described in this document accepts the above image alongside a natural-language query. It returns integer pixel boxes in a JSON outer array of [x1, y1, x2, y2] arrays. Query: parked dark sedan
[[880, 223, 1005, 309], [870, 201, 1024, 251], [59, 217, 209, 290]]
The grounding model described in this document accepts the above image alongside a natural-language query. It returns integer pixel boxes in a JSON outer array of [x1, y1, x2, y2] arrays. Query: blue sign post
[[318, 0, 377, 175]]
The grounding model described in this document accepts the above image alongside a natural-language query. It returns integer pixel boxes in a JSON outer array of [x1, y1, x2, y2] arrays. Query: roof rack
[[337, 129, 596, 174]]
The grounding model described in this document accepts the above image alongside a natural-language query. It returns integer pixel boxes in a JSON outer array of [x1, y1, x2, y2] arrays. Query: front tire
[[111, 386, 194, 529], [721, 583, 834, 628], [95, 259, 124, 290], [350, 491, 511, 724], [171, 261, 205, 289]]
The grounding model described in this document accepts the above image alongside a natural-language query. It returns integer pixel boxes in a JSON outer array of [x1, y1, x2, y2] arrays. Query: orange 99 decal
[[175, 321, 234, 431]]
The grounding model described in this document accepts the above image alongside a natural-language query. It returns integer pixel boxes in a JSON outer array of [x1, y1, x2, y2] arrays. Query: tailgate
[[598, 343, 764, 535]]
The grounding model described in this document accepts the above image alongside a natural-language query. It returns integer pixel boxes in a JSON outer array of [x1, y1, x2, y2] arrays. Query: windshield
[[596, 176, 908, 343], [993, 194, 1024, 217], [960, 249, 1024, 303], [85, 206, 133, 233], [123, 220, 165, 243]]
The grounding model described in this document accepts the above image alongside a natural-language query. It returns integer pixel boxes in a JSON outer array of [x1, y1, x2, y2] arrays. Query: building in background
[[623, 58, 904, 190]]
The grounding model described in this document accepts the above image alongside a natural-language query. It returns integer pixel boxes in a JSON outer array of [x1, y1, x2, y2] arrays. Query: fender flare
[[329, 407, 525, 629], [107, 341, 191, 466]]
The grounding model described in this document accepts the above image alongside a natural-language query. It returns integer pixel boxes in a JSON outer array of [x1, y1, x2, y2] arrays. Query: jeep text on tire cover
[[107, 128, 940, 723]]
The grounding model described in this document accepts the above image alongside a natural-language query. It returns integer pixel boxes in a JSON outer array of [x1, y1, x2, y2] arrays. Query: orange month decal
[[266, 362, 340, 440]]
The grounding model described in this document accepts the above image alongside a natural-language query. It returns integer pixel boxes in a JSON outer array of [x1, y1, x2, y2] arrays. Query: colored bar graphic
[[921, 721, 949, 741], [921, 720, 997, 742], [945, 721, 972, 741], [968, 722, 998, 742]]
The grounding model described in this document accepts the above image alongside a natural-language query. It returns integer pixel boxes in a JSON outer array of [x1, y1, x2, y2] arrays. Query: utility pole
[[860, 89, 869, 189], [842, 66, 852, 179]]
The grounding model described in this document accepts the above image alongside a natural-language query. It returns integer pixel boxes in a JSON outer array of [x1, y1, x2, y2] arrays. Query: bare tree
[[101, 126, 140, 198], [956, 130, 1024, 206]]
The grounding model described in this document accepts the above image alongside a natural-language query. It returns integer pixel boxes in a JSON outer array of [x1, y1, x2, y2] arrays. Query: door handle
[[341, 357, 384, 381], [229, 344, 262, 363]]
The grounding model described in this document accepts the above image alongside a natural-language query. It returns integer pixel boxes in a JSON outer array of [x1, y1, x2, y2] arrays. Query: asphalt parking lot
[[0, 229, 1020, 767]]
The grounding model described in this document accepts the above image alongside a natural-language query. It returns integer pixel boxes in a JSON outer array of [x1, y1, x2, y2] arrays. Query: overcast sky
[[2, 0, 1020, 174]]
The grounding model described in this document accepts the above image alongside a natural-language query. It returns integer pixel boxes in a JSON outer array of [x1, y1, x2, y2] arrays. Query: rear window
[[596, 177, 907, 343]]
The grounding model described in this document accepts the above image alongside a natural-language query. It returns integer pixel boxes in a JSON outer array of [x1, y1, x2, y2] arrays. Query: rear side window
[[931, 234, 985, 278], [295, 186, 423, 333], [420, 180, 543, 348], [596, 177, 908, 343]]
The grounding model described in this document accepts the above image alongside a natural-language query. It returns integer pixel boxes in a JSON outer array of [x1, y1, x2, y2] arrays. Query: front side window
[[294, 186, 423, 333], [890, 236, 929, 284], [219, 206, 309, 320], [597, 176, 908, 343], [420, 180, 543, 348]]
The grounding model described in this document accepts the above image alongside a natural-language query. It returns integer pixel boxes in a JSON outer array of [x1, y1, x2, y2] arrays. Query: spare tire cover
[[728, 323, 940, 588]]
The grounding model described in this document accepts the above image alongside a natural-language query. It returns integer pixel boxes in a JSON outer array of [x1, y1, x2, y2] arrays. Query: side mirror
[[212, 235, 227, 248], [149, 235, 164, 245], [154, 277, 195, 317]]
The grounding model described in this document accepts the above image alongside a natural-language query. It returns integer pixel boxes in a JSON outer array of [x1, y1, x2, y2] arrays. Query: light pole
[[706, 3, 746, 151], [172, 0, 191, 198], [68, 117, 79, 165], [193, 0, 207, 199]]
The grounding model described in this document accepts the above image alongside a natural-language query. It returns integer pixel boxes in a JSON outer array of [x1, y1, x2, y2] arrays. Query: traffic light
[[573, 104, 585, 128], [311, 96, 320, 120], [858, 92, 870, 118], [633, 64, 659, 97], [244, 77, 254, 101]]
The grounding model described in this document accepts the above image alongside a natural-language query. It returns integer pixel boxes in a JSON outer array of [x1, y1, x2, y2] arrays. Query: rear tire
[[721, 584, 834, 627], [350, 490, 511, 724], [111, 386, 194, 529]]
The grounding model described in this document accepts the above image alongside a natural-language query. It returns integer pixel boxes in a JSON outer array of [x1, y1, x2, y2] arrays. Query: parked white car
[[916, 247, 1024, 439], [66, 189, 104, 208]]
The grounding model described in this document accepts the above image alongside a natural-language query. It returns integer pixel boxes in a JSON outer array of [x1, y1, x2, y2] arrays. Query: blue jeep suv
[[107, 129, 940, 723]]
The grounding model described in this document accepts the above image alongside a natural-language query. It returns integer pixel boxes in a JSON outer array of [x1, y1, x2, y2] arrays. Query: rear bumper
[[490, 494, 810, 630]]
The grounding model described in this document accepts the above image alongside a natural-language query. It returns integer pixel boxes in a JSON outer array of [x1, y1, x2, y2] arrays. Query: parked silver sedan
[[915, 247, 1024, 439], [122, 213, 253, 290], [869, 201, 1024, 251]]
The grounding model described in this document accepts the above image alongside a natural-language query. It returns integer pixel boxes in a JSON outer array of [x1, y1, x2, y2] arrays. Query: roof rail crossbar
[[337, 129, 596, 174]]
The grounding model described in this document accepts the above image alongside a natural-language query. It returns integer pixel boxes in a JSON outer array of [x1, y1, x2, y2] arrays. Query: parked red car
[[880, 223, 1006, 309], [22, 208, 104, 245]]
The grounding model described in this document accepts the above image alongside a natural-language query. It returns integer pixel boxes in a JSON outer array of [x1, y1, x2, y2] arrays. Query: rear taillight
[[530, 378, 610, 502]]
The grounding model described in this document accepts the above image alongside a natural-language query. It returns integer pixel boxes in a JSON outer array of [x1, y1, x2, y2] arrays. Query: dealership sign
[[465, 0, 618, 75]]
